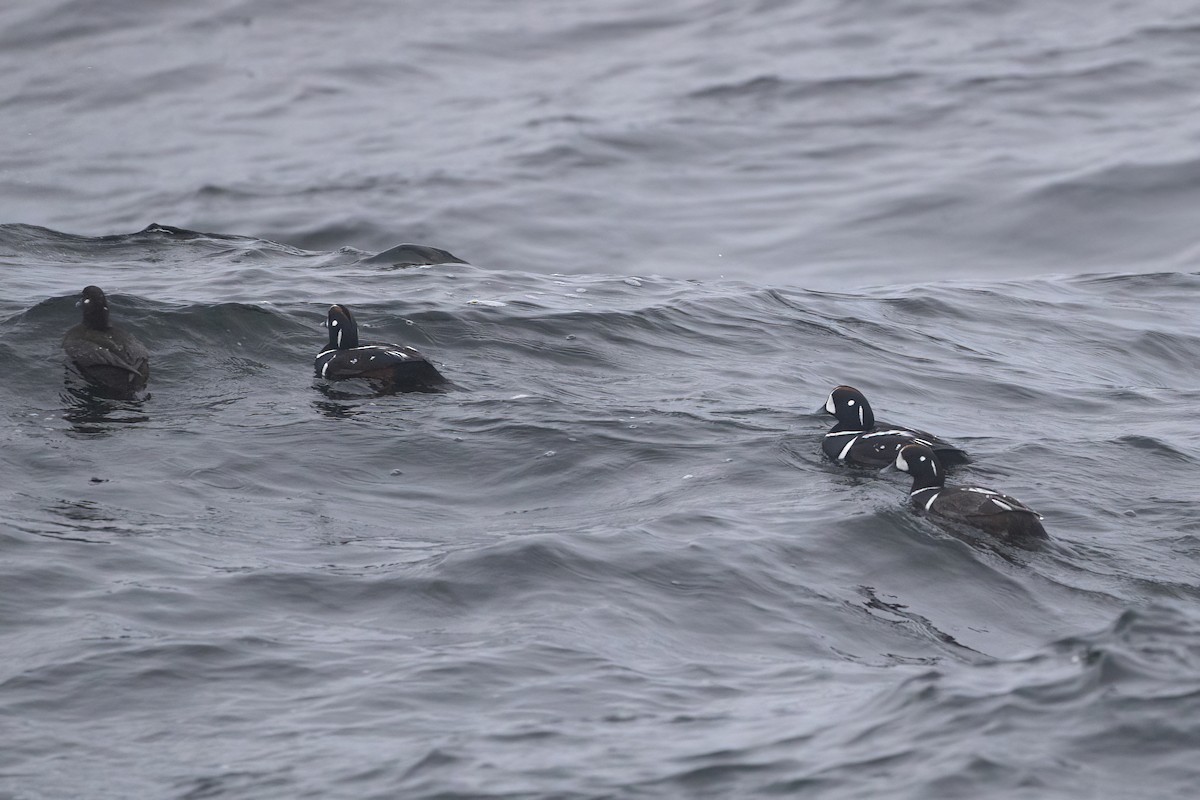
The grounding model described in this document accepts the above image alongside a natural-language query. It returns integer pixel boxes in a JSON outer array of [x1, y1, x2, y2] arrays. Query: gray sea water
[[3, 1, 1200, 798]]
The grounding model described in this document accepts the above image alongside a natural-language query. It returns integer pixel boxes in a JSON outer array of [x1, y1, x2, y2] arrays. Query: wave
[[2, 223, 1199, 798]]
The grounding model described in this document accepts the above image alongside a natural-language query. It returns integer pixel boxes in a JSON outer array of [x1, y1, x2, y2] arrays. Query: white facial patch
[[896, 451, 909, 472], [83, 298, 91, 304], [330, 319, 338, 327], [825, 394, 836, 414]]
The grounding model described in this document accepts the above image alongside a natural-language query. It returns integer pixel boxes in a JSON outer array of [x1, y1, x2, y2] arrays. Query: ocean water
[[2, 1, 1200, 799]]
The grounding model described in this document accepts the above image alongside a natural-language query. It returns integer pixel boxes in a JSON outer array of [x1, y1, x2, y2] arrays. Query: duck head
[[823, 385, 874, 431], [325, 304, 360, 350], [79, 285, 110, 330]]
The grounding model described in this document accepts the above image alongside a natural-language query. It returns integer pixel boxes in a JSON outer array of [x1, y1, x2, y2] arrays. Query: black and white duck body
[[315, 304, 448, 391], [61, 285, 150, 397], [896, 443, 1047, 543], [821, 385, 968, 469]]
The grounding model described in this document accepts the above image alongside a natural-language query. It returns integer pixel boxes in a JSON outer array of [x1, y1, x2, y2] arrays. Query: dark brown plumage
[[62, 286, 149, 398], [896, 443, 1047, 544]]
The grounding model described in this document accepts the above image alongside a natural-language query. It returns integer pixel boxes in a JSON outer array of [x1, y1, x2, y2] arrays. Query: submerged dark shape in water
[[93, 223, 467, 265], [896, 442, 1047, 545], [61, 285, 149, 400], [362, 242, 468, 267], [315, 303, 449, 393], [821, 384, 968, 468], [117, 222, 251, 242]]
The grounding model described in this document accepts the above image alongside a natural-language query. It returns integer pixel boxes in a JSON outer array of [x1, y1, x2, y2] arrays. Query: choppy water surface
[[2, 225, 1198, 799], [3, 0, 1200, 798], [6, 0, 1200, 286]]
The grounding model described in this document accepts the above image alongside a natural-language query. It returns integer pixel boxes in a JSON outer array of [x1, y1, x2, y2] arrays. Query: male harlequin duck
[[821, 385, 968, 468], [62, 285, 150, 397], [315, 304, 448, 391], [896, 443, 1047, 543]]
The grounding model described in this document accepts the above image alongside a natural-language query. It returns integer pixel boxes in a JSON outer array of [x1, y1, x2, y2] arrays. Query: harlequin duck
[[315, 304, 448, 391], [62, 285, 150, 397], [896, 443, 1047, 543], [821, 385, 968, 468]]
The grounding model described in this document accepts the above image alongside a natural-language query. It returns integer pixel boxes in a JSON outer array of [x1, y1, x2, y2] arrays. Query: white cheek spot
[[847, 399, 856, 406], [330, 319, 338, 327], [83, 298, 91, 305]]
